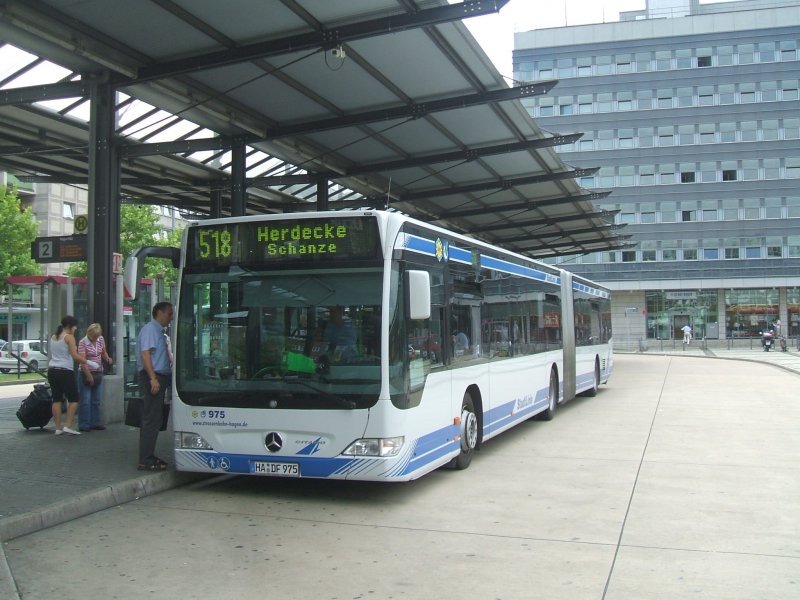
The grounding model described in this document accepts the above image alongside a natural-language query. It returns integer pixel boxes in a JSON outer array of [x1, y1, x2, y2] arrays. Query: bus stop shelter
[[0, 0, 629, 419]]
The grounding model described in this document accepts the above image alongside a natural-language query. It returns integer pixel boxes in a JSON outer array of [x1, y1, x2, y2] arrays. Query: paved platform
[[1, 348, 798, 599]]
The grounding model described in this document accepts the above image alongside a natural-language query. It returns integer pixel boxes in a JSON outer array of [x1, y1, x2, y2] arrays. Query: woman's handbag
[[125, 397, 170, 431]]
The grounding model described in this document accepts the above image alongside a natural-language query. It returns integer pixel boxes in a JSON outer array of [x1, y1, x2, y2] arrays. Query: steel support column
[[210, 187, 223, 217], [316, 176, 329, 211], [88, 77, 118, 337], [230, 137, 246, 216]]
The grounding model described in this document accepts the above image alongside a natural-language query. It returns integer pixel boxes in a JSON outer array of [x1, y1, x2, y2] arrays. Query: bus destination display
[[187, 217, 380, 267]]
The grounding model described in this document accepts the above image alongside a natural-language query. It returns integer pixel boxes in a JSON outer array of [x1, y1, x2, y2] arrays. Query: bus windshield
[[176, 267, 383, 410]]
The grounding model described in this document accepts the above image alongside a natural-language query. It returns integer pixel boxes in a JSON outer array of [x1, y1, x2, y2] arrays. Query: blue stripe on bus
[[480, 255, 560, 284], [482, 394, 550, 436], [572, 280, 610, 299], [448, 245, 472, 264], [405, 235, 436, 256]]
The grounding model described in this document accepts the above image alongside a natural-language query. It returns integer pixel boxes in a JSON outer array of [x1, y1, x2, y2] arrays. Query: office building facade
[[514, 0, 800, 347]]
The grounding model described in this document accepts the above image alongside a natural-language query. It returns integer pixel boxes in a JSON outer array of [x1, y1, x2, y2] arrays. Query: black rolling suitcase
[[16, 383, 53, 430]]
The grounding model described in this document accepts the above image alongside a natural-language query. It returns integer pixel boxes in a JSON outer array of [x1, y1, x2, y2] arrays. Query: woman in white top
[[48, 315, 92, 435]]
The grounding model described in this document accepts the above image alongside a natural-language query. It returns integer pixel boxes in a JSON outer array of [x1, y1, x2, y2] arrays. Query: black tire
[[28, 360, 39, 373], [537, 369, 559, 421], [450, 391, 478, 470], [584, 359, 600, 397], [0, 368, 9, 374]]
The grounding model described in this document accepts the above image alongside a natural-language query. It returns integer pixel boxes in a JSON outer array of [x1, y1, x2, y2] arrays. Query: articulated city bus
[[171, 210, 613, 481]]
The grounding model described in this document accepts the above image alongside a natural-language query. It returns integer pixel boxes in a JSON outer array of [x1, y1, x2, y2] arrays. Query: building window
[[657, 92, 673, 109], [682, 209, 696, 222], [764, 159, 780, 180], [636, 89, 653, 110], [742, 159, 758, 180], [660, 170, 676, 184], [699, 124, 715, 143], [683, 248, 698, 260], [640, 167, 655, 186], [738, 43, 755, 64], [785, 118, 800, 139], [700, 162, 717, 182], [764, 198, 781, 218], [660, 202, 676, 222], [787, 158, 800, 179], [703, 209, 718, 221], [621, 250, 636, 262], [782, 80, 799, 101], [635, 52, 652, 71], [745, 246, 761, 259], [62, 202, 75, 220], [761, 81, 778, 102], [681, 171, 695, 183], [662, 248, 677, 261], [559, 103, 573, 115], [697, 55, 712, 67], [719, 84, 735, 104], [787, 197, 800, 218], [703, 247, 719, 260], [780, 40, 797, 61], [744, 199, 760, 219], [722, 199, 739, 220], [724, 239, 740, 259], [771, 237, 786, 258], [720, 122, 736, 143], [656, 50, 671, 70], [722, 170, 737, 181], [762, 120, 779, 141], [596, 55, 613, 75], [638, 126, 654, 147], [717, 45, 734, 66], [740, 121, 757, 142], [758, 42, 775, 63]]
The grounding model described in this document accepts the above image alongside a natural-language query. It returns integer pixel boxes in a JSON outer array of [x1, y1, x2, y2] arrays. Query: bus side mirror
[[406, 270, 431, 320], [124, 256, 140, 300]]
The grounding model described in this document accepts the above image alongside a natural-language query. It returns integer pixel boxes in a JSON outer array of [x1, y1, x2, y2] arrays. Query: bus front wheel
[[537, 369, 559, 421], [450, 392, 478, 470]]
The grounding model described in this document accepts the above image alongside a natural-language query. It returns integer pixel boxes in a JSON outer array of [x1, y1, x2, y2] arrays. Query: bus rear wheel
[[450, 392, 477, 470], [584, 359, 600, 397]]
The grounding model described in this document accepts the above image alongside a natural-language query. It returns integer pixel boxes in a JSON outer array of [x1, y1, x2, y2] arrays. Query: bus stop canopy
[[0, 0, 628, 259]]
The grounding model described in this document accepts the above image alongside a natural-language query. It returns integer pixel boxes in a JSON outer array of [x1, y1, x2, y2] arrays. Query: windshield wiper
[[282, 375, 356, 409]]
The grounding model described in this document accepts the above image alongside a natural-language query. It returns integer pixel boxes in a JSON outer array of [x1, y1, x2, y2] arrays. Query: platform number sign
[[38, 240, 54, 260], [31, 235, 87, 263]]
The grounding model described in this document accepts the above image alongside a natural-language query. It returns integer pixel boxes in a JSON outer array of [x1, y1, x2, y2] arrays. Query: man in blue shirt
[[323, 305, 357, 361], [136, 302, 174, 471]]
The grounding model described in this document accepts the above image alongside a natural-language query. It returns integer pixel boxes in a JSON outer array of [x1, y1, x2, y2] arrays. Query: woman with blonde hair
[[48, 315, 92, 435], [77, 322, 113, 431]]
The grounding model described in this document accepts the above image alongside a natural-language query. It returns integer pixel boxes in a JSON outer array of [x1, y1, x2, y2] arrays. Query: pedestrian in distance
[[48, 315, 94, 435], [681, 324, 692, 345], [77, 322, 113, 432], [136, 301, 174, 471]]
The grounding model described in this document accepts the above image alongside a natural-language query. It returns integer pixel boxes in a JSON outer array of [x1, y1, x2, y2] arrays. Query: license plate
[[251, 461, 300, 477]]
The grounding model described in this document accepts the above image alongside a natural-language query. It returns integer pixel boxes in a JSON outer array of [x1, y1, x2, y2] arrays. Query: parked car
[[0, 340, 49, 373]]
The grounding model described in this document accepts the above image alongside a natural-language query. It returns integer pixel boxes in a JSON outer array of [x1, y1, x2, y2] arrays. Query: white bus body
[[172, 210, 612, 481]]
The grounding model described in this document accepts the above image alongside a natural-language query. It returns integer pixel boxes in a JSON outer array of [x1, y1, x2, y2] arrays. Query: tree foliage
[[0, 187, 42, 283], [67, 204, 182, 285]]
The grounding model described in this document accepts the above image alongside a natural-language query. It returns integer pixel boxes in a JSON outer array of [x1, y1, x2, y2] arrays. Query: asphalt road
[[3, 355, 799, 600]]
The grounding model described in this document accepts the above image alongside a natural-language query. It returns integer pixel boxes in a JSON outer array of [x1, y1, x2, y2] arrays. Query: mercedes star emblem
[[265, 432, 283, 452]]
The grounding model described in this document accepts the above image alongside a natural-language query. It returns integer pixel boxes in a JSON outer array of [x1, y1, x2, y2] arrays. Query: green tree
[[0, 186, 42, 282], [67, 204, 182, 285]]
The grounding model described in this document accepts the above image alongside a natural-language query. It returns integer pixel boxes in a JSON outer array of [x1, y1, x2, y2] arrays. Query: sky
[[460, 0, 646, 78]]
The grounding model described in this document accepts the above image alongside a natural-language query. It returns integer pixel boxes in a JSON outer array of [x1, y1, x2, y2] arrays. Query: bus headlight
[[343, 436, 404, 457], [176, 431, 213, 450]]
